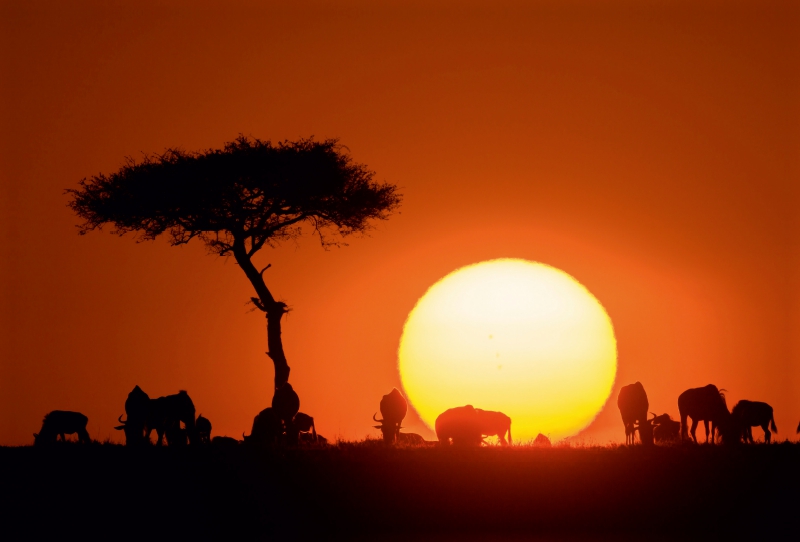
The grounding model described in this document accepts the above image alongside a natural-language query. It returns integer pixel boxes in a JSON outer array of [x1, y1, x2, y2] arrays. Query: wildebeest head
[[373, 388, 408, 443], [196, 415, 212, 444], [633, 413, 656, 446]]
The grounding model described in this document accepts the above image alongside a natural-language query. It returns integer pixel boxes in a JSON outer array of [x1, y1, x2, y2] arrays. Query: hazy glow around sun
[[398, 259, 617, 442]]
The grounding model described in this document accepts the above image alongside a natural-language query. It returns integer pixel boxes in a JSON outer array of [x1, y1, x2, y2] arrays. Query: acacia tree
[[68, 136, 401, 392]]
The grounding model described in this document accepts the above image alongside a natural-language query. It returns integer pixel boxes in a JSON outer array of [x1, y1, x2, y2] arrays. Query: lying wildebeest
[[34, 411, 91, 445], [396, 432, 426, 445], [533, 433, 552, 447], [731, 400, 777, 444], [196, 415, 212, 444], [617, 382, 654, 445], [475, 408, 512, 445], [115, 387, 198, 446], [373, 388, 408, 444], [678, 384, 734, 444], [243, 407, 282, 446], [651, 413, 681, 443]]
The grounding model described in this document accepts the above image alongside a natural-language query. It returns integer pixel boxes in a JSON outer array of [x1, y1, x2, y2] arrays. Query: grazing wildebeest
[[115, 385, 151, 446], [196, 415, 212, 444], [34, 411, 91, 445], [435, 405, 483, 446], [243, 407, 282, 446], [651, 413, 681, 443], [731, 400, 777, 444], [475, 408, 512, 445], [678, 384, 733, 444], [115, 388, 198, 446], [372, 388, 408, 444], [396, 432, 426, 445], [617, 382, 654, 445]]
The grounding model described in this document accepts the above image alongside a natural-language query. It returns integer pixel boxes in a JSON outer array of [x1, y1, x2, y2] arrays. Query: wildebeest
[[372, 388, 408, 444], [651, 413, 681, 443], [115, 387, 198, 446], [114, 385, 151, 446], [731, 400, 777, 444], [243, 407, 282, 446], [435, 405, 483, 446], [475, 408, 512, 445], [293, 412, 317, 443], [211, 436, 240, 447], [678, 384, 733, 444], [396, 432, 426, 445], [196, 415, 212, 444], [617, 382, 654, 445], [33, 411, 90, 445]]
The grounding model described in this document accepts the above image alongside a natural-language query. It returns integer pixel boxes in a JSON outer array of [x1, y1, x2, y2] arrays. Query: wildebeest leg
[[762, 424, 771, 444], [78, 428, 90, 444], [59, 433, 66, 442], [690, 419, 699, 443], [703, 420, 710, 443], [746, 427, 753, 444], [156, 428, 165, 446]]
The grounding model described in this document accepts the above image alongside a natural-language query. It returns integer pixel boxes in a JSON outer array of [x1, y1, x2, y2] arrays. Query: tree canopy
[[68, 136, 401, 256]]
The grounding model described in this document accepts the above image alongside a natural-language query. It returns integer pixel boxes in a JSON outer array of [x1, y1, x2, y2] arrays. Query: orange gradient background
[[1, 1, 798, 445]]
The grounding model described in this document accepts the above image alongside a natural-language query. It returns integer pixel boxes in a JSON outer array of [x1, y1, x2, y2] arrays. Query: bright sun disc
[[398, 259, 617, 442]]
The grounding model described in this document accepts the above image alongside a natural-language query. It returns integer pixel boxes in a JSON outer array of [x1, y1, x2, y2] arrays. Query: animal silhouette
[[33, 411, 91, 445], [731, 400, 777, 443], [617, 382, 654, 445], [396, 432, 426, 445], [196, 415, 212, 444], [678, 384, 732, 444], [115, 387, 198, 446], [533, 433, 552, 447], [435, 405, 483, 446], [115, 385, 151, 446], [292, 412, 317, 444], [243, 407, 282, 446], [372, 388, 408, 444], [650, 413, 681, 443], [475, 409, 512, 445]]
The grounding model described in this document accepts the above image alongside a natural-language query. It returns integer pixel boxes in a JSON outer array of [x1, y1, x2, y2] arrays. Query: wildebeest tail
[[770, 417, 777, 434], [796, 420, 800, 434]]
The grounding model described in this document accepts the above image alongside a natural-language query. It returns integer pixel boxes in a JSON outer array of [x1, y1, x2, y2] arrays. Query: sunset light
[[398, 259, 617, 442]]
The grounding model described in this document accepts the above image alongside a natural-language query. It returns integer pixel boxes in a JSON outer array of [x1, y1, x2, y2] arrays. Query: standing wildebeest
[[115, 385, 151, 446], [243, 407, 283, 446], [678, 384, 732, 444], [372, 388, 408, 444], [651, 413, 681, 443], [196, 415, 212, 444], [475, 408, 512, 445], [731, 400, 777, 444], [617, 382, 654, 445], [435, 405, 483, 446], [34, 411, 91, 445], [115, 387, 198, 446], [292, 412, 317, 444]]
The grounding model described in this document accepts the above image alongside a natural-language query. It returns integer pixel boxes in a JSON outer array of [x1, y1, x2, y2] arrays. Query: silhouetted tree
[[68, 136, 401, 392]]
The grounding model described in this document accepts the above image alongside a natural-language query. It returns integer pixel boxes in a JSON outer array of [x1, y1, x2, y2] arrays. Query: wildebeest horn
[[372, 413, 383, 423], [118, 415, 126, 424]]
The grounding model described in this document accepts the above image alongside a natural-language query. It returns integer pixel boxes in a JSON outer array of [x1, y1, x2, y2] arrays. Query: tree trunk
[[233, 240, 290, 390]]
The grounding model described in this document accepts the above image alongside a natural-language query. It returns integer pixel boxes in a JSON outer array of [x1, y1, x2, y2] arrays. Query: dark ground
[[2, 441, 798, 540]]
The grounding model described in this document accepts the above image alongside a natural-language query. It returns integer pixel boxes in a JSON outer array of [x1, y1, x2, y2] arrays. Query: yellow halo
[[398, 258, 617, 442]]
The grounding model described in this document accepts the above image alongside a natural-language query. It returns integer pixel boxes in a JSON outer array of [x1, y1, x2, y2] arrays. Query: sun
[[398, 258, 617, 443]]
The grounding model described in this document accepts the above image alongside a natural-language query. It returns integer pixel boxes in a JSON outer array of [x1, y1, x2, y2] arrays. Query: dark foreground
[[3, 441, 798, 540]]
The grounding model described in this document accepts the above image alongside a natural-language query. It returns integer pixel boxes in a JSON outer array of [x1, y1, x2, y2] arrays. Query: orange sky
[[1, 1, 799, 445]]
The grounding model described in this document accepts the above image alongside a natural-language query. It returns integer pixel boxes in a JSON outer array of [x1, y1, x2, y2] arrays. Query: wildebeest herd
[[31, 381, 795, 447], [617, 381, 782, 445]]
